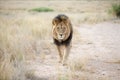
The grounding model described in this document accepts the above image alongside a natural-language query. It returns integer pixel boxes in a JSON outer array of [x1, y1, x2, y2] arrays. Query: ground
[[25, 21, 120, 80], [0, 0, 120, 80]]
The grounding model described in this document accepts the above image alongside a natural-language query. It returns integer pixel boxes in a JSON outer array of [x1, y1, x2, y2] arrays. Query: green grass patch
[[29, 7, 54, 12], [109, 4, 120, 18]]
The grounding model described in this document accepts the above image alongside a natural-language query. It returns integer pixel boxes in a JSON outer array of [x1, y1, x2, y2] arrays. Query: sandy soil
[[26, 21, 120, 80]]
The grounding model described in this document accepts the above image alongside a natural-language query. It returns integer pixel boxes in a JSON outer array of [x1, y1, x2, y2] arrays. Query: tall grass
[[0, 29, 26, 80], [0, 13, 51, 80]]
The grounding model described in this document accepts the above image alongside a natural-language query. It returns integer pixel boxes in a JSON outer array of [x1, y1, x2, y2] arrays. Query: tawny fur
[[52, 14, 73, 65]]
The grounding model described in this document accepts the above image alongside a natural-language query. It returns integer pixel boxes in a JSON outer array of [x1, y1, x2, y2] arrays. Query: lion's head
[[52, 14, 72, 42]]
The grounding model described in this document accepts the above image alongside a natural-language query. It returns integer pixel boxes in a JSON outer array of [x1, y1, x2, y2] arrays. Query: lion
[[52, 14, 73, 65]]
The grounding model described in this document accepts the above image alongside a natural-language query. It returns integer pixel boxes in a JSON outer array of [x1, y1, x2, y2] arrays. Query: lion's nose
[[60, 34, 62, 36]]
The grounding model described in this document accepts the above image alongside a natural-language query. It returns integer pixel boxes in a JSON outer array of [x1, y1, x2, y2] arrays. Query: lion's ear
[[52, 18, 59, 25], [63, 19, 70, 25]]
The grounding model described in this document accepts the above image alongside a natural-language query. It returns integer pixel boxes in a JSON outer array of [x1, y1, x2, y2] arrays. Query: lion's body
[[52, 14, 73, 65]]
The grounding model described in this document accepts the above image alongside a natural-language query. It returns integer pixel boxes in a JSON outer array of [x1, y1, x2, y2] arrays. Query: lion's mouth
[[58, 34, 65, 40]]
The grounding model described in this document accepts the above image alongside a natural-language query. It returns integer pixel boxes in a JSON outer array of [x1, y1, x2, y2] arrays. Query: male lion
[[52, 14, 73, 65]]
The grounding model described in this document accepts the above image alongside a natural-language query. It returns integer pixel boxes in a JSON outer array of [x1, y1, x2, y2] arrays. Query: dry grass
[[0, 0, 119, 80], [0, 28, 26, 80], [0, 11, 52, 80], [68, 54, 88, 71]]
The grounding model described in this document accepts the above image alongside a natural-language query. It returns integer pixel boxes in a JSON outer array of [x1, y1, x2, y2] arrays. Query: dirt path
[[26, 22, 120, 80], [77, 22, 120, 80]]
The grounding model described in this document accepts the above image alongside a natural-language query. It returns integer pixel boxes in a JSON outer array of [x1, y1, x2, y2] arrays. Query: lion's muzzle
[[58, 34, 65, 40]]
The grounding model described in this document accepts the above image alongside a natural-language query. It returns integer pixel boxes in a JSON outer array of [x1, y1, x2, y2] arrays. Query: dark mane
[[54, 14, 68, 22], [53, 14, 73, 46]]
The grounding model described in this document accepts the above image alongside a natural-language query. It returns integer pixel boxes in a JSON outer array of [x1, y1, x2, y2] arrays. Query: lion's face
[[55, 22, 67, 40], [53, 22, 71, 42]]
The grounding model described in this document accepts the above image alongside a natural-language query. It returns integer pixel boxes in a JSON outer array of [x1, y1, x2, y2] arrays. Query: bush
[[109, 4, 120, 18], [29, 7, 54, 12]]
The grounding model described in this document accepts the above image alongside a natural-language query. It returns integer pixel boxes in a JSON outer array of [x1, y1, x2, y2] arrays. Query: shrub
[[29, 7, 54, 12], [109, 4, 120, 18]]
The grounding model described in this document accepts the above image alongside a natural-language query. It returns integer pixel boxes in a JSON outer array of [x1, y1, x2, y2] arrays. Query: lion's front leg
[[62, 45, 71, 65], [57, 46, 63, 63]]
